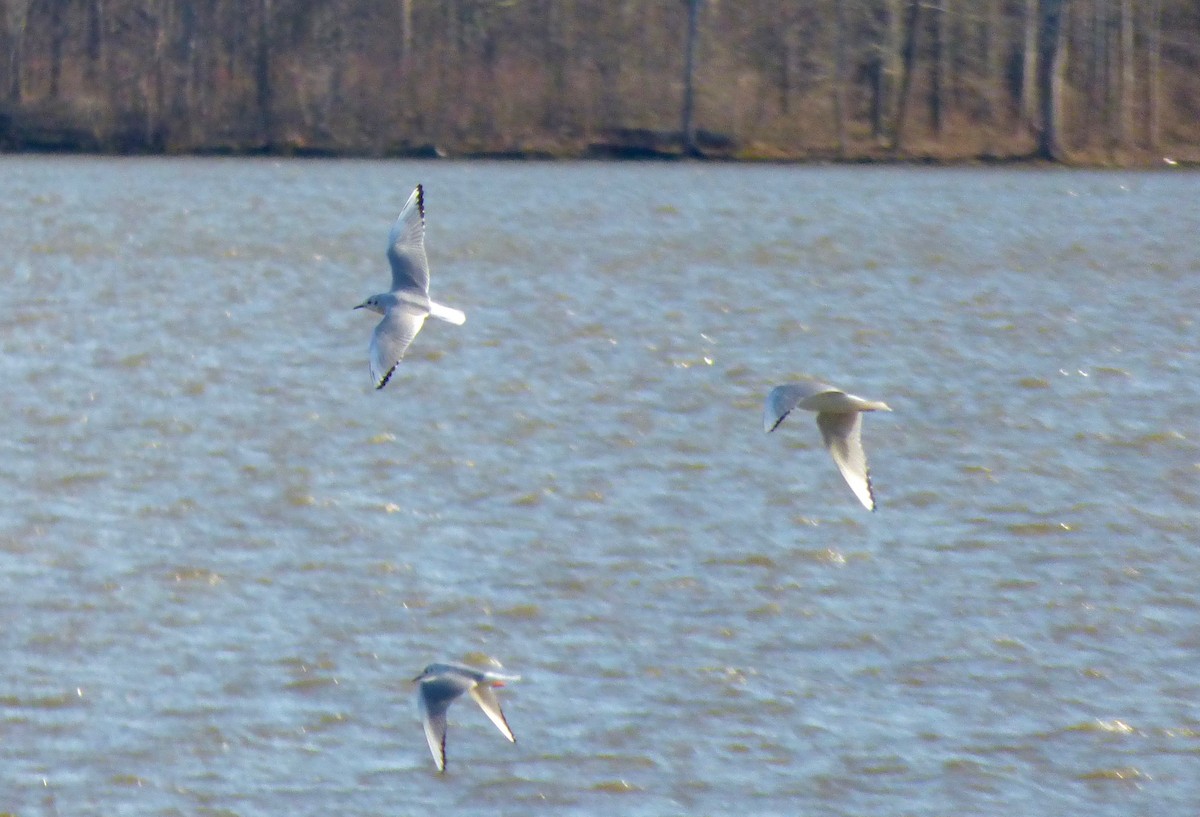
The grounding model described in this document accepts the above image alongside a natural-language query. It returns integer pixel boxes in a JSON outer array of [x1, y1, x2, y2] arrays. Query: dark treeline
[[1, 0, 1197, 163]]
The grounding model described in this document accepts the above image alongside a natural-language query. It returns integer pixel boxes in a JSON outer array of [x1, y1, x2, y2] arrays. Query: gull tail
[[429, 301, 465, 325]]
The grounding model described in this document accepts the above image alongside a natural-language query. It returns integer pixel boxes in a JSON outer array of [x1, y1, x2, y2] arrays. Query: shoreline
[[3, 105, 1194, 169], [1, 142, 1194, 169]]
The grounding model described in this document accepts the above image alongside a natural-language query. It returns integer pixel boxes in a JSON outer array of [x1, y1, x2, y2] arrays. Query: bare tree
[[176, 0, 200, 145], [890, 0, 921, 151], [832, 0, 848, 156], [1018, 0, 1038, 137], [1146, 0, 1162, 149], [869, 0, 904, 144], [254, 0, 273, 147], [930, 0, 946, 136], [1, 0, 1198, 161], [981, 0, 1001, 128], [1117, 0, 1133, 148], [46, 0, 65, 98], [143, 0, 172, 148], [680, 0, 703, 155], [4, 0, 31, 103], [84, 0, 106, 91], [399, 0, 413, 68], [1037, 0, 1070, 160], [1084, 0, 1106, 146]]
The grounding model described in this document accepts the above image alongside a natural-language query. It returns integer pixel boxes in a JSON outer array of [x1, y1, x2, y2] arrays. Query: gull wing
[[468, 684, 516, 743], [816, 411, 876, 511], [369, 305, 427, 389], [386, 185, 430, 294], [764, 382, 834, 433], [418, 691, 451, 772]]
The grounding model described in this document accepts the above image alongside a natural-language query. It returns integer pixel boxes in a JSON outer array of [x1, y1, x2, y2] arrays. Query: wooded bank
[[1, 1, 1198, 164]]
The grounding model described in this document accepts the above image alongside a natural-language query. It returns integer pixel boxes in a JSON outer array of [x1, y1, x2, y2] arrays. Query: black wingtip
[[765, 410, 790, 434], [375, 365, 397, 390], [415, 183, 425, 221]]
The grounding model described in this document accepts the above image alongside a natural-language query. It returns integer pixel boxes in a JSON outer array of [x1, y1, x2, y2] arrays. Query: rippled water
[[1, 157, 1198, 815]]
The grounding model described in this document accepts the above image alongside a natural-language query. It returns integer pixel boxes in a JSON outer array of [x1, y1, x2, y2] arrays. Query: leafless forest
[[1, 0, 1197, 163]]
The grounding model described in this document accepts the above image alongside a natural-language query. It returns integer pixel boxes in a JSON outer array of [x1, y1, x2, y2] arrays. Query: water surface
[[1, 158, 1198, 815]]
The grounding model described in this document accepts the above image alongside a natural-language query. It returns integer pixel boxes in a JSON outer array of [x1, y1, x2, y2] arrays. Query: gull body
[[764, 379, 892, 511], [355, 184, 465, 389], [413, 662, 519, 772]]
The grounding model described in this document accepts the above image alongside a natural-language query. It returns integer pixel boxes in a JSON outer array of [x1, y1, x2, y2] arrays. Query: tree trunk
[[1109, 0, 1121, 146], [930, 0, 945, 136], [146, 0, 172, 149], [255, 0, 274, 147], [1146, 0, 1161, 149], [179, 0, 199, 147], [84, 0, 105, 91], [1037, 0, 1069, 160], [4, 0, 31, 104], [982, 0, 1001, 128], [680, 0, 703, 156], [779, 17, 798, 117], [542, 0, 568, 132], [870, 0, 903, 144], [1085, 0, 1105, 146], [946, 0, 962, 109], [1018, 0, 1038, 136], [400, 0, 413, 69], [832, 0, 848, 156], [326, 2, 347, 140], [1117, 0, 1133, 149], [890, 0, 921, 152], [48, 0, 65, 98]]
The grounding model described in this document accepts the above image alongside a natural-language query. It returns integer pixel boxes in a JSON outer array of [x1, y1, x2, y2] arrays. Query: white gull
[[764, 379, 892, 511], [355, 184, 465, 389], [412, 662, 519, 772]]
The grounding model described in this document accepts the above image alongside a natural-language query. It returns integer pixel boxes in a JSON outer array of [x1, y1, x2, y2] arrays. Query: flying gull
[[355, 184, 465, 389], [413, 662, 519, 772], [764, 379, 892, 511]]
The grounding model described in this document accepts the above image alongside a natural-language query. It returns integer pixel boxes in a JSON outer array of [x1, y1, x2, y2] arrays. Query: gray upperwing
[[369, 305, 427, 389], [387, 185, 430, 294], [816, 411, 875, 510], [764, 382, 834, 432], [468, 684, 516, 742]]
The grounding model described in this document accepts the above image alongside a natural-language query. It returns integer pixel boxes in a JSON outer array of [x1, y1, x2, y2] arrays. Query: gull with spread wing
[[355, 184, 465, 389], [413, 662, 519, 772], [764, 379, 892, 511]]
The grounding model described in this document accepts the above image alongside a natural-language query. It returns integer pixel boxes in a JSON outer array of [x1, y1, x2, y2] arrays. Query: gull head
[[355, 295, 387, 315]]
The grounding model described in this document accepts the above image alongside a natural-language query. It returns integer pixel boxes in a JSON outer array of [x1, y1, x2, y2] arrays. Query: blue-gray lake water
[[1, 157, 1198, 816]]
